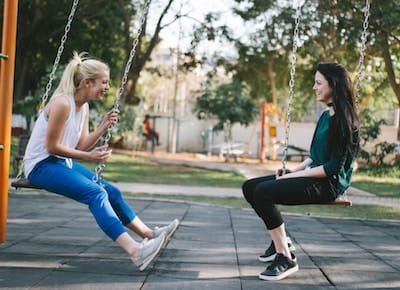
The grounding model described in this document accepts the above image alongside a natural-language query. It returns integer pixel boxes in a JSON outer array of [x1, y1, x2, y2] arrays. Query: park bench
[[283, 144, 309, 161], [269, 141, 309, 162], [210, 142, 245, 160]]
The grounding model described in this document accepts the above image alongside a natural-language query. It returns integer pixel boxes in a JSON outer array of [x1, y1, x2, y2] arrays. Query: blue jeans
[[28, 156, 136, 241]]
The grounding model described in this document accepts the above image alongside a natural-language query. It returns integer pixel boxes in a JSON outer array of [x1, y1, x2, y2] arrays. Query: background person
[[143, 114, 160, 146]]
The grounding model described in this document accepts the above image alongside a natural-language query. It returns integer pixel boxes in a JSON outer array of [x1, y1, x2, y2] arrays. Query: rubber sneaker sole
[[259, 264, 299, 281]]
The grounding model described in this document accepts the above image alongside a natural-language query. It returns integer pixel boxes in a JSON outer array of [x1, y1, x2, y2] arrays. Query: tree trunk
[[122, 0, 176, 105], [379, 30, 400, 140]]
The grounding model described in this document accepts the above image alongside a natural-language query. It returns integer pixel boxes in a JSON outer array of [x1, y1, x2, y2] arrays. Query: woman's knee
[[105, 184, 124, 203], [86, 186, 108, 205], [242, 179, 255, 204], [253, 184, 274, 207]]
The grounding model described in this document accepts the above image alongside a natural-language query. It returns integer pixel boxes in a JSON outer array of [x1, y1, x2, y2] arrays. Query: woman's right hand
[[88, 145, 112, 163], [276, 168, 292, 177]]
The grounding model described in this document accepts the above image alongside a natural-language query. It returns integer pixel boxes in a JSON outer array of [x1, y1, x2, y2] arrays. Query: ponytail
[[52, 51, 109, 98]]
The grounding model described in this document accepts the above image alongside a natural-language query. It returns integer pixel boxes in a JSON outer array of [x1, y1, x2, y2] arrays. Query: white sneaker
[[154, 218, 179, 240], [131, 232, 166, 271]]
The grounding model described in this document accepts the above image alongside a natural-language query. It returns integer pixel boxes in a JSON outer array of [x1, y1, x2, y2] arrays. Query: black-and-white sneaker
[[259, 253, 299, 281], [258, 237, 296, 262]]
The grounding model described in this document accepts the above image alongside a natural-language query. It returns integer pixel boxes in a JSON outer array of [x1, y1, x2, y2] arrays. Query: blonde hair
[[52, 51, 109, 97]]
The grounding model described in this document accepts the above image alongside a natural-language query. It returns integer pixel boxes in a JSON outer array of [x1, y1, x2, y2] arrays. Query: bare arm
[[76, 107, 119, 151], [45, 97, 111, 163], [291, 157, 313, 172], [277, 164, 327, 179], [276, 157, 312, 176]]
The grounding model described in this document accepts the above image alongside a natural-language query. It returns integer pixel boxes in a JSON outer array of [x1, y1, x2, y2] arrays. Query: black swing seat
[[11, 178, 43, 190]]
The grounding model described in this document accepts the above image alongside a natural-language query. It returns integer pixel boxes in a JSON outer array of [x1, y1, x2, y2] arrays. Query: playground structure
[[0, 0, 18, 244], [0, 0, 374, 243]]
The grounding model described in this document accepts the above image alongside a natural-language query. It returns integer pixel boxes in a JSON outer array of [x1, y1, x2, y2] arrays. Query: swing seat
[[11, 178, 43, 190], [326, 197, 352, 206]]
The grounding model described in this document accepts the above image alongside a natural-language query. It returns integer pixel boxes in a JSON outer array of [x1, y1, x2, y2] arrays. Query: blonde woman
[[24, 52, 179, 271]]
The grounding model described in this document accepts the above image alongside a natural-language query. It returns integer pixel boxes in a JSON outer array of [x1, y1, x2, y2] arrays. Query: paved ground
[[2, 152, 400, 289], [1, 191, 400, 290]]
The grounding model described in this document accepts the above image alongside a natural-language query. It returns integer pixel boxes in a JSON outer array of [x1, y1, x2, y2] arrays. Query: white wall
[[149, 116, 399, 159]]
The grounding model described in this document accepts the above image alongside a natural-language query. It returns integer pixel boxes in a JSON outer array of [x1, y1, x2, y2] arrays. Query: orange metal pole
[[0, 0, 19, 244]]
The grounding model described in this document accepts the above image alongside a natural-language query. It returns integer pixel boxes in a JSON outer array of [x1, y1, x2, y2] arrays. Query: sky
[[148, 0, 244, 56]]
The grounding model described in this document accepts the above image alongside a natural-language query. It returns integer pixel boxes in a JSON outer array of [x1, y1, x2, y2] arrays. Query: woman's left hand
[[101, 108, 119, 129]]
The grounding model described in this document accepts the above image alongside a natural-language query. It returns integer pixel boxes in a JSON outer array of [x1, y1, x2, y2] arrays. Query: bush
[[358, 108, 396, 165]]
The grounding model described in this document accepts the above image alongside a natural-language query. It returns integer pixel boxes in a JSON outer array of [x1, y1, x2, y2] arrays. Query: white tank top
[[23, 96, 88, 177]]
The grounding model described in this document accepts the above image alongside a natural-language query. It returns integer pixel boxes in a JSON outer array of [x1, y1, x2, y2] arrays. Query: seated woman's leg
[[252, 176, 336, 230], [72, 162, 136, 222], [242, 175, 275, 211], [28, 157, 127, 241], [249, 176, 337, 279], [28, 157, 168, 271], [71, 161, 161, 239]]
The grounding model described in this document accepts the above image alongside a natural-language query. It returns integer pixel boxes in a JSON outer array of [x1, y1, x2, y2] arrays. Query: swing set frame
[[0, 0, 150, 243], [0, 0, 370, 243]]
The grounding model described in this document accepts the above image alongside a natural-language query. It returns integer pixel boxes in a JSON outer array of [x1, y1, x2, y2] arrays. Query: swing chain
[[38, 0, 80, 114], [355, 0, 370, 111], [281, 1, 302, 173], [92, 0, 152, 185], [15, 0, 80, 182]]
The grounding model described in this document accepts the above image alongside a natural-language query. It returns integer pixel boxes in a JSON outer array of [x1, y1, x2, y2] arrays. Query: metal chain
[[342, 0, 370, 203], [355, 0, 370, 112], [38, 0, 80, 114], [281, 1, 302, 173], [92, 0, 152, 185], [15, 0, 80, 181]]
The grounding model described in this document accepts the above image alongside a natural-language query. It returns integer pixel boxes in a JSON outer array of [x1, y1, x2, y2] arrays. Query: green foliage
[[13, 64, 66, 129], [356, 164, 400, 179], [372, 141, 398, 166], [89, 104, 137, 143], [12, 0, 133, 103], [359, 108, 386, 147], [357, 108, 396, 165], [189, 0, 400, 122], [193, 79, 258, 133]]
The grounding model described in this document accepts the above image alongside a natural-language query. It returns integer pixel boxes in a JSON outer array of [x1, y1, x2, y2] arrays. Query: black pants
[[242, 175, 337, 230]]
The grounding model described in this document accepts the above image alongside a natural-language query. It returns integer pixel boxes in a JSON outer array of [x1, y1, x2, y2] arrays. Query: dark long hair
[[316, 62, 360, 154]]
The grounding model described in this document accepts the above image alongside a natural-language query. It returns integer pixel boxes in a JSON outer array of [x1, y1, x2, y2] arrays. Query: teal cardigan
[[309, 110, 358, 195]]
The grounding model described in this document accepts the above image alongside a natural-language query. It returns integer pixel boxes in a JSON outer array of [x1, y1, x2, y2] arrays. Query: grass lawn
[[98, 154, 244, 187], [351, 165, 400, 198], [100, 153, 400, 221], [9, 144, 400, 220]]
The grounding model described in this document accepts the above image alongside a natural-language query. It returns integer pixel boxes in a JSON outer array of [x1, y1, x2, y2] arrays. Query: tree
[[118, 0, 178, 105], [188, 0, 400, 127], [4, 0, 181, 111], [193, 78, 258, 145]]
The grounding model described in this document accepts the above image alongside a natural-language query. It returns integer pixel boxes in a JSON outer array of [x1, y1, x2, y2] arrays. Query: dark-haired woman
[[242, 62, 359, 281]]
